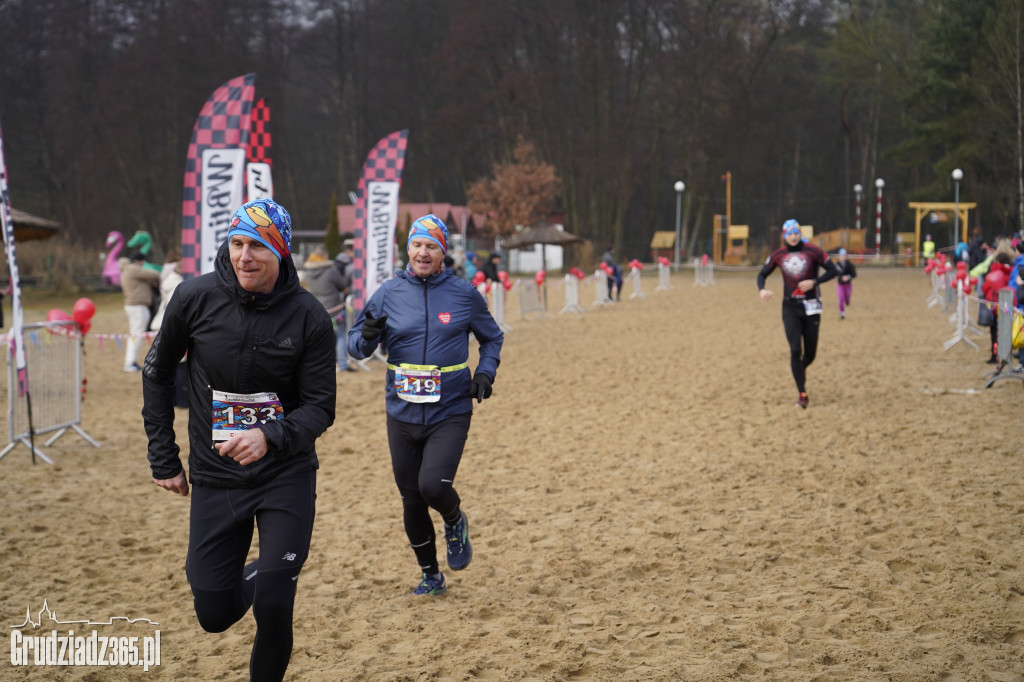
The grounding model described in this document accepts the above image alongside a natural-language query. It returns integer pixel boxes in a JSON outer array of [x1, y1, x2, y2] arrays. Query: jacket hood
[[305, 264, 334, 282], [304, 253, 332, 270]]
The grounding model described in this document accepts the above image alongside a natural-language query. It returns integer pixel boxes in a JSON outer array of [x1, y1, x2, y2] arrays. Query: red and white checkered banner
[[181, 74, 257, 278], [350, 130, 409, 311], [246, 97, 273, 201]]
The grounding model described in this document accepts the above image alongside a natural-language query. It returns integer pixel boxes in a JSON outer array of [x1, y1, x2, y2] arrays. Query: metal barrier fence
[[560, 274, 584, 314], [628, 266, 645, 300], [517, 280, 547, 320], [984, 288, 1023, 388], [693, 258, 715, 287], [655, 262, 672, 291], [1, 320, 100, 463], [592, 269, 611, 306]]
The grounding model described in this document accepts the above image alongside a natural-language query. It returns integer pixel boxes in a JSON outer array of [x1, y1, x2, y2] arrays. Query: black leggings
[[990, 315, 999, 357], [386, 412, 471, 575], [781, 301, 821, 393], [187, 469, 316, 682]]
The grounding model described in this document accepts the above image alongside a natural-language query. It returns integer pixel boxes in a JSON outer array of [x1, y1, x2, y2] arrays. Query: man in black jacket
[[480, 251, 502, 283], [142, 199, 336, 682]]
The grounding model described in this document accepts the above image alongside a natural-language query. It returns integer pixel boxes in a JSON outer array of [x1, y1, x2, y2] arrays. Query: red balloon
[[78, 320, 92, 335], [534, 271, 546, 285], [701, 254, 709, 265], [472, 271, 486, 285], [984, 268, 1008, 298], [497, 270, 509, 283], [502, 279, 514, 291], [47, 309, 72, 322], [72, 297, 96, 325]]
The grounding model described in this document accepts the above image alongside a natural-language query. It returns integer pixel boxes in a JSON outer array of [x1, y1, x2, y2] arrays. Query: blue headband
[[782, 219, 801, 238], [228, 199, 292, 260], [407, 214, 449, 254]]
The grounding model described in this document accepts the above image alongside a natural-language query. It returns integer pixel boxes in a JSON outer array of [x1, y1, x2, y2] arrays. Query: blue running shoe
[[445, 510, 473, 571], [412, 572, 447, 596]]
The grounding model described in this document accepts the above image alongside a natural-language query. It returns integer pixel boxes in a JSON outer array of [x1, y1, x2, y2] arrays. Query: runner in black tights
[[143, 200, 336, 682], [349, 214, 503, 596], [756, 219, 838, 408]]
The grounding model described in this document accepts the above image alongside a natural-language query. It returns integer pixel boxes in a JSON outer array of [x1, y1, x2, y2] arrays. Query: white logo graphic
[[10, 599, 160, 672], [282, 552, 297, 561], [781, 254, 807, 277]]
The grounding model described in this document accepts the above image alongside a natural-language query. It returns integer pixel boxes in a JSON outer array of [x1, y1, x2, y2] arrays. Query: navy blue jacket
[[348, 267, 503, 425]]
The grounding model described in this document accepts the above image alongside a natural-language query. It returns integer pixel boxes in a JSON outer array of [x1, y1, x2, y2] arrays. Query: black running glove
[[469, 374, 493, 403], [361, 310, 388, 342]]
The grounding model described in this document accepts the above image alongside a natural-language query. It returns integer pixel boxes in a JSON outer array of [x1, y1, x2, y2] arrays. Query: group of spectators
[[922, 229, 1023, 370], [965, 230, 1024, 369]]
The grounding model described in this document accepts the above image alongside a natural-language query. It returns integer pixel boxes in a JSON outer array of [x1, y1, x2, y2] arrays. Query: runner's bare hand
[[215, 429, 269, 466], [153, 471, 189, 496]]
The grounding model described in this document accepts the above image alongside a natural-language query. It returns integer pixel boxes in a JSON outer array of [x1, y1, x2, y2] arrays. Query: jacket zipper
[[239, 295, 257, 484], [421, 281, 429, 420]]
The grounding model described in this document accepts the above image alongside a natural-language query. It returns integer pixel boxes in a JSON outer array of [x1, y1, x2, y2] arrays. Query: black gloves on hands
[[469, 374, 493, 403], [361, 310, 388, 342]]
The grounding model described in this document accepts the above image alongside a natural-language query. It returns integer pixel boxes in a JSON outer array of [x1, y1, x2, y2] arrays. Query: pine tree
[[324, 192, 341, 258]]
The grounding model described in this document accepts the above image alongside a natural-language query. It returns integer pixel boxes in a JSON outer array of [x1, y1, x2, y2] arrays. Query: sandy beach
[[1, 265, 1021, 681]]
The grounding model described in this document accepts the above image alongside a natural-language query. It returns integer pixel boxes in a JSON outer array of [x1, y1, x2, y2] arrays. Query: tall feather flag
[[181, 74, 257, 278], [350, 130, 409, 311], [0, 115, 35, 462], [246, 98, 273, 201], [0, 116, 28, 398]]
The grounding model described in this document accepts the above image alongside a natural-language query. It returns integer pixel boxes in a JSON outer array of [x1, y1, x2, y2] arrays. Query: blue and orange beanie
[[407, 214, 449, 254], [228, 199, 292, 260]]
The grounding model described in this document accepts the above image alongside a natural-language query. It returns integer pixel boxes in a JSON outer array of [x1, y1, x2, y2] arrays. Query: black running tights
[[782, 302, 821, 393], [386, 413, 471, 575], [186, 470, 315, 682]]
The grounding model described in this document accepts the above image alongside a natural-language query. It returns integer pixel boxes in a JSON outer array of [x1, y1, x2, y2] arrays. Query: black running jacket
[[142, 241, 336, 488]]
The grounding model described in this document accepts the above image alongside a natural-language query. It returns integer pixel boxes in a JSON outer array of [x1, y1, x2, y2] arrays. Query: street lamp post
[[874, 178, 884, 257], [952, 168, 963, 246], [853, 184, 863, 230], [673, 181, 685, 271]]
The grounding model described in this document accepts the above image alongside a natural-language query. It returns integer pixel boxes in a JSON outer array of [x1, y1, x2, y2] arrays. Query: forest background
[[0, 0, 1021, 283]]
